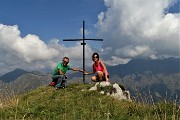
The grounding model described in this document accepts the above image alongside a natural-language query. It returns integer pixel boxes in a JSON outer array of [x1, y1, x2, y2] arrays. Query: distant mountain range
[[0, 68, 29, 83], [67, 57, 180, 79], [0, 73, 51, 97], [0, 57, 179, 104], [0, 57, 179, 83], [108, 57, 180, 77]]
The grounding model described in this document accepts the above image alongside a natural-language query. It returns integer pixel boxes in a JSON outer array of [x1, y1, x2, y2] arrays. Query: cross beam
[[63, 20, 103, 83]]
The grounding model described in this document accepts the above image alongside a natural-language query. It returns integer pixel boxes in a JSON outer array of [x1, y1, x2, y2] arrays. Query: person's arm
[[71, 68, 84, 73], [99, 60, 109, 81], [84, 65, 96, 75], [59, 69, 68, 79]]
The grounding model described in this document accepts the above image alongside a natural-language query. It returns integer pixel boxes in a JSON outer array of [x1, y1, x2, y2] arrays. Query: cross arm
[[63, 39, 103, 41], [63, 39, 83, 41]]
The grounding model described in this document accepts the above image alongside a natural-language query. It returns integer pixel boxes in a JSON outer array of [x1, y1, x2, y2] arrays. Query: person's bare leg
[[91, 76, 97, 82], [97, 71, 104, 81]]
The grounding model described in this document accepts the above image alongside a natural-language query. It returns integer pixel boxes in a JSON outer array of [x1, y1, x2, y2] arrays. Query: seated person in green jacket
[[49, 57, 83, 89]]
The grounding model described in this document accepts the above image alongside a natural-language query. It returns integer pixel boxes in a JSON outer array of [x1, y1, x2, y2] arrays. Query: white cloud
[[96, 0, 179, 65], [48, 39, 94, 64], [0, 24, 94, 75], [104, 56, 130, 66], [80, 27, 91, 37], [0, 0, 179, 75], [115, 45, 152, 58], [0, 24, 58, 63]]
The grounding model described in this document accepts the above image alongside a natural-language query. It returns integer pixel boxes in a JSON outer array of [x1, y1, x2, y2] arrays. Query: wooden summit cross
[[63, 20, 103, 83]]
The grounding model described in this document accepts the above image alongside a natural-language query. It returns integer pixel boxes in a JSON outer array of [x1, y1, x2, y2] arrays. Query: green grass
[[0, 83, 179, 120]]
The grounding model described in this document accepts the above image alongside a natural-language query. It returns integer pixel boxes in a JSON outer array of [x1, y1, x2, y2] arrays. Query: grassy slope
[[0, 83, 179, 120]]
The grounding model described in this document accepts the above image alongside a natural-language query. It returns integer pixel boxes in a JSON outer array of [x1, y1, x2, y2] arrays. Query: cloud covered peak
[[96, 0, 179, 65]]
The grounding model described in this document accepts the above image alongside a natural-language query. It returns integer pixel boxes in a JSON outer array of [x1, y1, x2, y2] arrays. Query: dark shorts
[[95, 74, 109, 82]]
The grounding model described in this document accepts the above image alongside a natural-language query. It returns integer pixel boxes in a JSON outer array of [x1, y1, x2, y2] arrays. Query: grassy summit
[[0, 83, 179, 120]]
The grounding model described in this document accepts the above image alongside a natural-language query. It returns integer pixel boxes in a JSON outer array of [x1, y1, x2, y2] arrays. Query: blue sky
[[166, 0, 179, 13], [0, 0, 106, 41], [0, 0, 179, 75]]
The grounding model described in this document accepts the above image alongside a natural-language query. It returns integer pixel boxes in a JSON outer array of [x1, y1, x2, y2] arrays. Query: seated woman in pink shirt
[[85, 52, 109, 82]]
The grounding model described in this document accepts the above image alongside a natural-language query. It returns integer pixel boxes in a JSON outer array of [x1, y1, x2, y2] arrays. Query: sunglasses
[[63, 60, 69, 64], [93, 56, 98, 58]]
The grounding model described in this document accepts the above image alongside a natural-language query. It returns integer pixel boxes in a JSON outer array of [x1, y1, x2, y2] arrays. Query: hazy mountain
[[0, 57, 179, 104], [0, 68, 29, 83], [68, 57, 180, 79], [109, 72, 180, 103], [108, 57, 180, 77], [0, 73, 51, 96], [1, 57, 179, 81]]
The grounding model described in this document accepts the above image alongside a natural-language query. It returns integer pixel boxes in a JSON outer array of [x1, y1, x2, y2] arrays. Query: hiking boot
[[49, 82, 56, 87]]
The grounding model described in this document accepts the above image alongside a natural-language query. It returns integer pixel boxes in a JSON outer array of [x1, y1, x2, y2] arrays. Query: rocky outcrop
[[89, 82, 131, 101]]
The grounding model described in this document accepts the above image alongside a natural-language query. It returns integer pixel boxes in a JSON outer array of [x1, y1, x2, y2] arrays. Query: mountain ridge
[[108, 57, 180, 77], [0, 57, 179, 82], [0, 68, 29, 83], [67, 57, 180, 79]]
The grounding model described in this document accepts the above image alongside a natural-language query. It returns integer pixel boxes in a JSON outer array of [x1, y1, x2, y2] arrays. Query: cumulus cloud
[[0, 24, 93, 75], [80, 27, 91, 37], [48, 39, 94, 67], [0, 24, 58, 63], [96, 0, 179, 65], [0, 0, 179, 75], [0, 24, 58, 74], [104, 56, 130, 66]]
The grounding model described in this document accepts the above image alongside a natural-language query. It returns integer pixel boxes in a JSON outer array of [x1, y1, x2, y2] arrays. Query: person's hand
[[79, 70, 84, 73], [84, 72, 88, 75], [106, 78, 109, 82], [64, 75, 68, 79]]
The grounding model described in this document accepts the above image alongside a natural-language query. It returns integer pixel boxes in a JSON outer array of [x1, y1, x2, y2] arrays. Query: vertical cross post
[[63, 20, 103, 83], [82, 21, 85, 83]]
